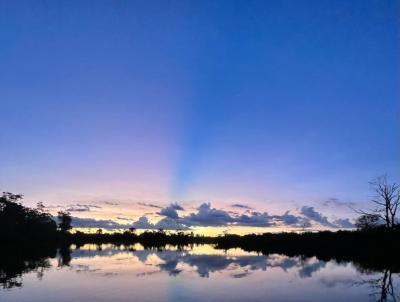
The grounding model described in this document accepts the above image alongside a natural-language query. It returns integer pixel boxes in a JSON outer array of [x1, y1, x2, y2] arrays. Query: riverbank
[[3, 227, 400, 272]]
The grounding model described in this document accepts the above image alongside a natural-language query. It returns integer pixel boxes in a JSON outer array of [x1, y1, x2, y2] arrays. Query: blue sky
[[0, 1, 399, 230]]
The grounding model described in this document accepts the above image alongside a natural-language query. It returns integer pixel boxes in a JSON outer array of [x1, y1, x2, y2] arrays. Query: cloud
[[156, 217, 190, 230], [181, 203, 235, 227], [299, 206, 353, 228], [44, 204, 64, 209], [158, 206, 179, 219], [332, 218, 353, 228], [103, 201, 119, 206], [137, 202, 162, 209], [134, 203, 304, 229], [69, 201, 353, 231], [272, 211, 311, 228], [170, 202, 184, 210], [133, 203, 355, 230], [234, 212, 274, 227], [70, 217, 128, 229], [300, 206, 336, 228], [116, 217, 133, 221], [66, 204, 102, 212], [157, 203, 184, 219], [322, 198, 357, 208], [131, 216, 189, 230], [131, 217, 154, 229], [133, 203, 274, 229], [231, 204, 253, 210]]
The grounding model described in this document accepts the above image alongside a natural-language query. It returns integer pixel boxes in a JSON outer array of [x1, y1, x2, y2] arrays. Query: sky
[[0, 0, 399, 234]]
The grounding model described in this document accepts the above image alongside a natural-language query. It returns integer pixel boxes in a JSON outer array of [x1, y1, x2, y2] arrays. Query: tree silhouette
[[0, 192, 57, 240], [355, 214, 380, 230], [370, 176, 400, 228], [57, 211, 72, 233], [356, 176, 400, 229]]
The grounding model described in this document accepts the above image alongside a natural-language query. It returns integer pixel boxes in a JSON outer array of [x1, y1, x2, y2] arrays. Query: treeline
[[60, 226, 400, 273], [70, 230, 214, 247], [67, 227, 400, 270], [214, 227, 400, 272], [0, 192, 71, 242]]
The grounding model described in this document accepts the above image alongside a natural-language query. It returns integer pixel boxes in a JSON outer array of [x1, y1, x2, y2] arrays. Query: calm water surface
[[1, 244, 399, 302]]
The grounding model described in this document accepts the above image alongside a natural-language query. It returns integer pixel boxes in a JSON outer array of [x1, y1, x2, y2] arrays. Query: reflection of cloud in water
[[158, 259, 182, 276], [267, 255, 298, 271], [129, 250, 324, 279], [67, 245, 329, 280], [235, 256, 268, 271], [131, 249, 154, 263], [298, 260, 326, 278], [231, 271, 250, 278], [74, 264, 102, 274], [319, 276, 355, 288], [71, 247, 130, 258], [179, 254, 233, 277]]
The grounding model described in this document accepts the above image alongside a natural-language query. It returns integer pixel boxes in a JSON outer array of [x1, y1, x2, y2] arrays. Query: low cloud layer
[[137, 202, 162, 209], [231, 204, 253, 210], [64, 201, 354, 231], [66, 204, 102, 212], [71, 217, 130, 229], [129, 203, 354, 231], [322, 198, 357, 208]]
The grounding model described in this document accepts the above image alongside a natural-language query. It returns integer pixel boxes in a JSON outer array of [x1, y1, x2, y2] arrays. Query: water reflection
[[355, 269, 399, 302], [66, 244, 328, 279], [1, 244, 399, 302]]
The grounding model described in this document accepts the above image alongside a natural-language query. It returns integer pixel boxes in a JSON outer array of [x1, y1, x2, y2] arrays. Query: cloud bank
[[64, 201, 354, 231], [129, 203, 354, 231]]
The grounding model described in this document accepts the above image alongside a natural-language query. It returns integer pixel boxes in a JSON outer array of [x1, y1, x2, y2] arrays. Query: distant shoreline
[[3, 227, 400, 272]]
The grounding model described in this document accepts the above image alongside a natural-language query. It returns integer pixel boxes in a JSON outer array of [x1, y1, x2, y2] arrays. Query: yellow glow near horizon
[[72, 225, 308, 236]]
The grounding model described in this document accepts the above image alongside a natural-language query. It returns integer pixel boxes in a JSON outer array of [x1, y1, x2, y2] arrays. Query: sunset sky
[[1, 1, 399, 234]]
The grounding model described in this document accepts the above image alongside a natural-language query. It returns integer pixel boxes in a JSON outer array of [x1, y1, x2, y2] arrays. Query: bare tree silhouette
[[356, 176, 400, 229]]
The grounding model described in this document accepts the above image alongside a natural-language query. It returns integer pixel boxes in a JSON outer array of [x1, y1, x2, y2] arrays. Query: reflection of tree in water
[[58, 246, 72, 267], [0, 258, 51, 289], [356, 269, 399, 302], [0, 245, 71, 289]]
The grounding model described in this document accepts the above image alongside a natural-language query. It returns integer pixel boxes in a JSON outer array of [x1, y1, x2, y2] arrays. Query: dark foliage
[[70, 230, 214, 248], [0, 192, 58, 241], [355, 214, 381, 230], [57, 211, 72, 233]]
